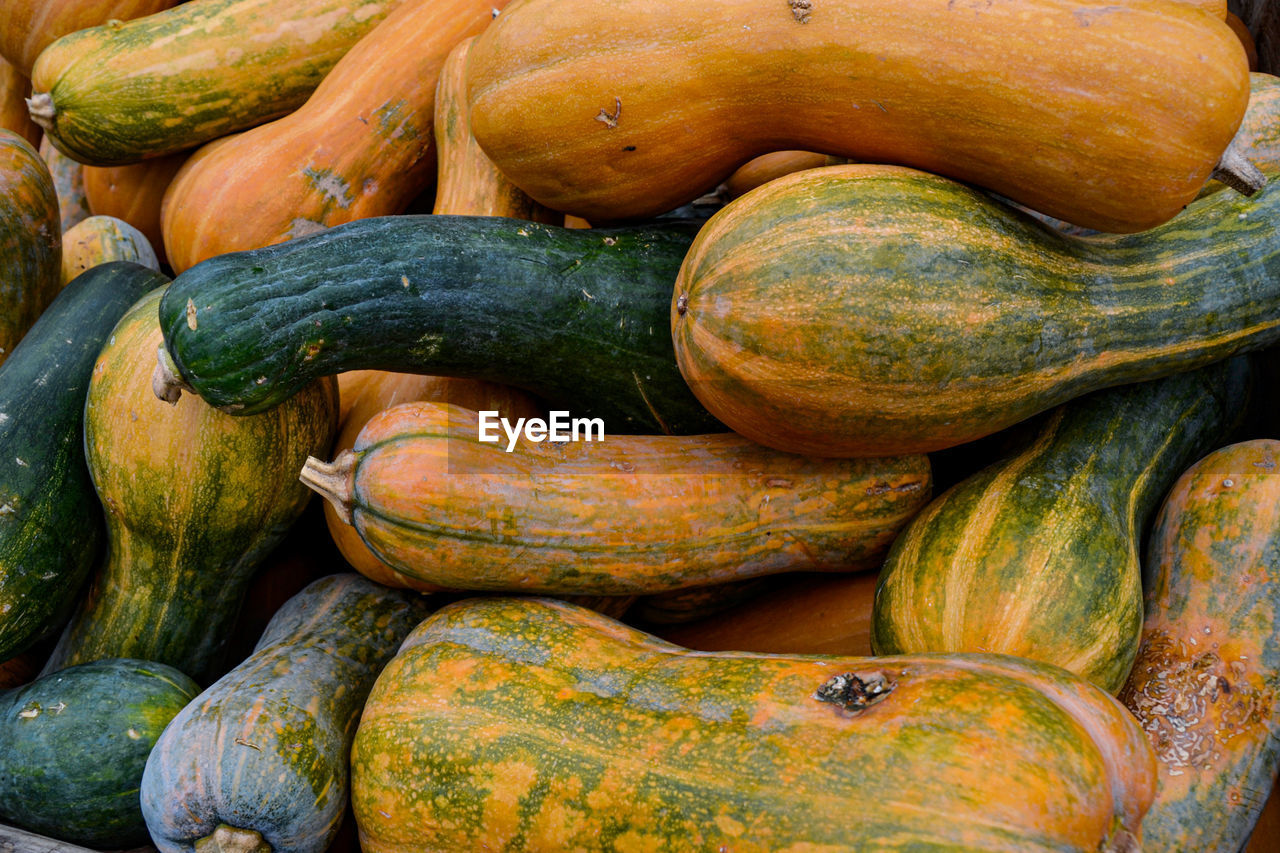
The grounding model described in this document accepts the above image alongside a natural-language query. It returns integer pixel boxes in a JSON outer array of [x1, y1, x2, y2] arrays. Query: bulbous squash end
[[152, 345, 193, 405], [300, 451, 356, 525], [193, 825, 272, 853]]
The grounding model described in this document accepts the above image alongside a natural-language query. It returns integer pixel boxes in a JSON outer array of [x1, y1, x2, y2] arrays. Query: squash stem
[[152, 345, 194, 404], [24, 93, 55, 133], [1212, 136, 1266, 196], [300, 450, 356, 525], [193, 824, 272, 853]]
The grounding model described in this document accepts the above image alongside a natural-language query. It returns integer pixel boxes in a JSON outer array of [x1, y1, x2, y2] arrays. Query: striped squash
[[60, 214, 158, 284], [28, 0, 410, 165], [870, 359, 1250, 694], [0, 129, 60, 365], [672, 163, 1280, 457], [1118, 439, 1280, 850], [301, 401, 932, 595], [351, 596, 1156, 852], [0, 0, 181, 77]]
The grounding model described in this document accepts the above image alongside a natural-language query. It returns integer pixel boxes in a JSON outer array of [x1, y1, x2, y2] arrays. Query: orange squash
[[60, 215, 158, 285], [431, 36, 557, 222], [0, 130, 60, 364], [352, 596, 1157, 852], [160, 0, 510, 274], [303, 401, 932, 595], [466, 0, 1250, 232], [82, 151, 186, 265], [327, 372, 542, 591], [0, 58, 39, 149], [723, 151, 845, 200]]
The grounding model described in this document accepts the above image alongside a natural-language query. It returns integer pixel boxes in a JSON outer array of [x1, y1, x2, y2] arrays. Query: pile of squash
[[1, 0, 1279, 850]]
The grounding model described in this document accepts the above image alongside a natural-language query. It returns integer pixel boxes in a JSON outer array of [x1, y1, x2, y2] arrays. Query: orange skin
[[0, 0, 179, 77], [161, 0, 512, 274], [82, 151, 186, 265], [0, 58, 39, 148], [0, 130, 60, 365]]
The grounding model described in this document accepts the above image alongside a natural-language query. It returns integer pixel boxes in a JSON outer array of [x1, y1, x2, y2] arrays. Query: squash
[[629, 577, 777, 625], [154, 214, 719, 434], [723, 151, 845, 200], [871, 359, 1250, 694], [161, 0, 508, 274], [1117, 439, 1280, 850], [140, 573, 432, 853], [1228, 11, 1260, 69], [0, 262, 169, 663], [351, 596, 1155, 852], [652, 571, 879, 657], [60, 214, 158, 284], [0, 58, 39, 148], [465, 0, 1249, 232], [431, 36, 557, 222], [329, 372, 541, 591], [39, 135, 90, 233], [0, 657, 199, 848], [0, 129, 60, 366], [27, 0, 411, 165], [40, 286, 338, 685], [0, 0, 181, 78], [302, 400, 931, 595], [672, 163, 1280, 457], [82, 150, 186, 265]]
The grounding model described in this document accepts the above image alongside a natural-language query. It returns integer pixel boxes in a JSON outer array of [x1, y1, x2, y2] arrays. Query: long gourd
[[27, 0, 409, 165], [465, 0, 1249, 232], [154, 215, 720, 435], [0, 262, 169, 662], [1118, 440, 1280, 850], [870, 359, 1250, 694], [301, 401, 931, 595], [672, 163, 1280, 457], [351, 596, 1156, 852]]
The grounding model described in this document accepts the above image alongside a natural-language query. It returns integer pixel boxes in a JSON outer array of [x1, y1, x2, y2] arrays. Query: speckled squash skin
[[27, 0, 410, 165], [672, 163, 1280, 457], [39, 135, 91, 233], [40, 286, 338, 684], [0, 129, 60, 365], [0, 262, 169, 663], [871, 359, 1250, 694], [0, 658, 199, 848], [60, 214, 158, 284], [465, 0, 1247, 232], [1118, 439, 1280, 851], [140, 573, 432, 853], [351, 596, 1156, 852], [0, 0, 180, 77], [161, 0, 506, 274], [307, 401, 932, 595]]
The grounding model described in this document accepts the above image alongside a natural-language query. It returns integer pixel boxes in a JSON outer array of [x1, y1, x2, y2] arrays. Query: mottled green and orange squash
[[27, 0, 411, 165], [60, 215, 158, 284], [0, 58, 39, 148], [431, 36, 558, 223], [0, 129, 60, 365], [161, 0, 507, 274], [39, 135, 90, 233], [328, 372, 541, 591], [302, 401, 930, 595], [0, 657, 199, 848], [40, 286, 338, 684], [140, 574, 432, 853], [83, 150, 186, 266], [351, 596, 1156, 852], [0, 0, 181, 78], [466, 0, 1248, 232], [673, 163, 1280, 457], [1118, 439, 1280, 850], [871, 359, 1250, 694], [1205, 72, 1280, 190]]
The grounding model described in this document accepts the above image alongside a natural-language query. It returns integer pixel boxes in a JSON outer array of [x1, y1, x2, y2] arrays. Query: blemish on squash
[[401, 275, 410, 288], [676, 294, 688, 316], [789, 0, 812, 23], [595, 97, 622, 129], [814, 672, 896, 713], [186, 298, 198, 331], [234, 737, 262, 751], [17, 703, 39, 719], [302, 166, 354, 209], [127, 727, 142, 740]]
